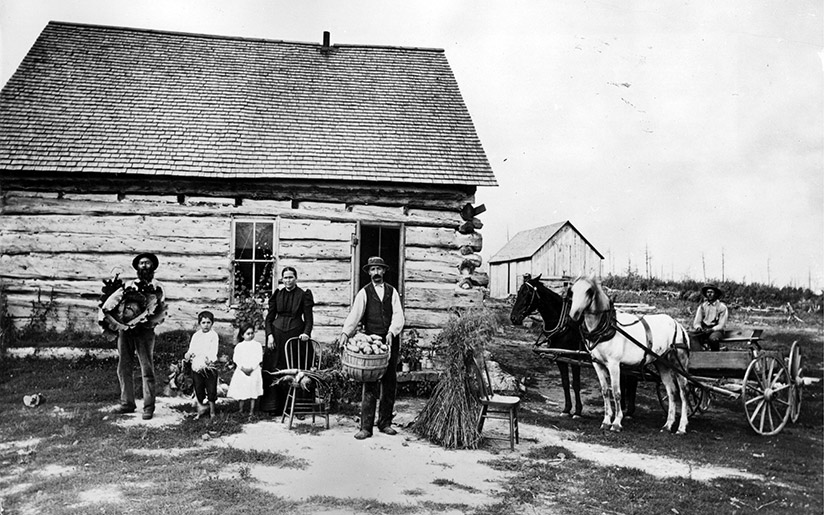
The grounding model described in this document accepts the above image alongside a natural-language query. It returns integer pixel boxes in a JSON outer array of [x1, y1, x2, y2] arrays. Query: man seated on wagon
[[689, 284, 728, 351]]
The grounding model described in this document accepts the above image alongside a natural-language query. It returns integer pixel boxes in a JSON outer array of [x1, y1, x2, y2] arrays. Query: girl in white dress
[[227, 324, 264, 418]]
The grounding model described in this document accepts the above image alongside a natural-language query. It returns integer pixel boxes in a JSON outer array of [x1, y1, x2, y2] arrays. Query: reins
[[578, 284, 692, 376]]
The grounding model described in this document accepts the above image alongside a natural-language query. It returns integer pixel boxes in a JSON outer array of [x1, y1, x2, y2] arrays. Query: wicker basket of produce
[[342, 333, 391, 382]]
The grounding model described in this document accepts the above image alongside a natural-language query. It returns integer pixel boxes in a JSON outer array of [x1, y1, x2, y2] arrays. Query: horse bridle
[[522, 280, 575, 345], [519, 280, 540, 317]]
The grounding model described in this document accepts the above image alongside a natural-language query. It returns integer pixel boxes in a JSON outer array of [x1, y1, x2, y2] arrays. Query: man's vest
[[362, 282, 394, 336]]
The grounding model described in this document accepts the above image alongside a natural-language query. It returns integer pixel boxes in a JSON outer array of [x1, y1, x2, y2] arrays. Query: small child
[[227, 324, 264, 419], [185, 310, 219, 419]]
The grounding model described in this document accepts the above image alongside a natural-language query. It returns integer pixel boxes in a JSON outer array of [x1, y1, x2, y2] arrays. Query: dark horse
[[509, 274, 637, 418]]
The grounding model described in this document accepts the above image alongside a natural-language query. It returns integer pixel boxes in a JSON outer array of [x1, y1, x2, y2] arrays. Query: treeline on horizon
[[600, 272, 822, 307]]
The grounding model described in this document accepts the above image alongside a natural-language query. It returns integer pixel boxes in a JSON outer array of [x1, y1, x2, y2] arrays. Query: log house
[[0, 22, 497, 347]]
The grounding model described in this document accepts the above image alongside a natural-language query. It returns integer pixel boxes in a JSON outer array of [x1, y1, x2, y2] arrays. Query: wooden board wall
[[533, 225, 603, 278], [489, 225, 603, 298], [1, 186, 484, 346]]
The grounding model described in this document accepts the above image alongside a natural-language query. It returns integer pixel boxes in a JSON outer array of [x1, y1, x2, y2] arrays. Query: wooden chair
[[281, 337, 330, 429], [474, 355, 520, 450]]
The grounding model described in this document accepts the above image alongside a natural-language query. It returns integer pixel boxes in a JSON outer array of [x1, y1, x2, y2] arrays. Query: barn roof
[[0, 22, 497, 186], [488, 221, 604, 263]]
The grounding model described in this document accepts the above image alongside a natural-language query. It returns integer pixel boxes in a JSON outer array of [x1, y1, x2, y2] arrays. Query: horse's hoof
[[676, 430, 687, 435], [610, 425, 622, 432], [572, 414, 581, 420], [600, 423, 610, 430], [560, 412, 572, 418]]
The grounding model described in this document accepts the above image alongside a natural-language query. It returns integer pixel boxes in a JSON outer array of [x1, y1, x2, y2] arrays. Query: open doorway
[[356, 224, 403, 296]]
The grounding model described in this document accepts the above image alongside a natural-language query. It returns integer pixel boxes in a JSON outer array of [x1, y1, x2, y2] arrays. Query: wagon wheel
[[656, 381, 708, 416], [788, 342, 804, 423], [742, 354, 791, 435]]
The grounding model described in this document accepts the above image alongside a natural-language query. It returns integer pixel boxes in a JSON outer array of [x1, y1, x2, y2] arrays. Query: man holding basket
[[99, 253, 167, 420], [338, 256, 405, 440]]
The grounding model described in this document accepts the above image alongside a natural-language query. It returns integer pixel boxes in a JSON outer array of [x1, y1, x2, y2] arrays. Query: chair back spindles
[[285, 338, 321, 370], [482, 359, 495, 399], [281, 338, 329, 430], [471, 354, 494, 401]]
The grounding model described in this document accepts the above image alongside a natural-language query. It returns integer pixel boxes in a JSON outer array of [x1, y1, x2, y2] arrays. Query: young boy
[[185, 310, 219, 418]]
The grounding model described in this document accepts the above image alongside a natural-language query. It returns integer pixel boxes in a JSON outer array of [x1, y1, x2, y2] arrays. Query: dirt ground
[[7, 320, 815, 514], [104, 380, 764, 513]]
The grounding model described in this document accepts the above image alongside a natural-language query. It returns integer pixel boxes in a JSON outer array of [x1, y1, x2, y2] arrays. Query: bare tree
[[721, 247, 725, 282], [701, 252, 707, 282]]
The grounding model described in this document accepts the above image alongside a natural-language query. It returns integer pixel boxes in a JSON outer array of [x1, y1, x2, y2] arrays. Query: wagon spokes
[[762, 400, 772, 434], [743, 354, 791, 436], [745, 395, 765, 424]]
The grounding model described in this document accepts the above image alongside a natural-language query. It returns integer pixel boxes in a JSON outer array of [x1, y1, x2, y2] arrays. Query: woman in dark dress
[[261, 266, 314, 415]]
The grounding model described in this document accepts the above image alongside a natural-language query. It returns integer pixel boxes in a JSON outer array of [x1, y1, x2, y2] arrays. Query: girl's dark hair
[[197, 310, 214, 323], [281, 266, 297, 278], [237, 323, 256, 342]]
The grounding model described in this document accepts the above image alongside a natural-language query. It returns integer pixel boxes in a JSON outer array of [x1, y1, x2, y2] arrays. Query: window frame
[[231, 218, 278, 300]]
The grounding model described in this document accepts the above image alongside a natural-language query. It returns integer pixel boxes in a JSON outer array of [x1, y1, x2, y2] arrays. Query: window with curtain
[[232, 220, 275, 300]]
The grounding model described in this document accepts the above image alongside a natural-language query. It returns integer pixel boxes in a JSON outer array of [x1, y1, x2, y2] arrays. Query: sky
[[2, 0, 822, 291]]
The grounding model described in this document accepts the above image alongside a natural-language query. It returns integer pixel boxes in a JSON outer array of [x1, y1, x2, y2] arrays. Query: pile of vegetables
[[97, 272, 166, 339], [345, 333, 389, 355]]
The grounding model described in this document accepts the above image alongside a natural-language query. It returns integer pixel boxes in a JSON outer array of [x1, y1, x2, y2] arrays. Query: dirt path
[[215, 411, 512, 508]]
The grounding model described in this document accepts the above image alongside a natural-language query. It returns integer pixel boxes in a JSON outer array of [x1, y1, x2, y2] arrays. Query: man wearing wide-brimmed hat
[[112, 252, 167, 419], [338, 256, 405, 440], [689, 284, 728, 351]]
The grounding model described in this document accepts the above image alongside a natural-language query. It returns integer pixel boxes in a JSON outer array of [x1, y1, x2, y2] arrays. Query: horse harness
[[578, 299, 619, 347], [523, 281, 580, 349], [581, 300, 686, 369]]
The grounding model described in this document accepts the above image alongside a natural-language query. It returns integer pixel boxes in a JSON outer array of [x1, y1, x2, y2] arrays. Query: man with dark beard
[[112, 253, 167, 419], [338, 256, 405, 440]]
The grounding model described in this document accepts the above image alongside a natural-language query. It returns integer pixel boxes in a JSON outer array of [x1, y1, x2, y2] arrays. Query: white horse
[[569, 276, 692, 434]]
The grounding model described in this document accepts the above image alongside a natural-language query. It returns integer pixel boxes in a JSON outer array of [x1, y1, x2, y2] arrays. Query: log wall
[[1, 181, 486, 347]]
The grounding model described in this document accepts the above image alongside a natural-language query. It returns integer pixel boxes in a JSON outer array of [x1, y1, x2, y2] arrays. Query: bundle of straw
[[413, 308, 497, 449]]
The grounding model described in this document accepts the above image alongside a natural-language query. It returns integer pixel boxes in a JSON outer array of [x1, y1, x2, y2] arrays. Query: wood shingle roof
[[489, 221, 604, 263], [0, 22, 496, 186]]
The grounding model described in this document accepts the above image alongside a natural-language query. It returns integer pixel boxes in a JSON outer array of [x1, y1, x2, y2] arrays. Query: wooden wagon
[[534, 328, 806, 436]]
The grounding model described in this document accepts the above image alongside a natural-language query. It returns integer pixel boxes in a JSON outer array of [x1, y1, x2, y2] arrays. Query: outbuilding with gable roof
[[488, 221, 603, 298]]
